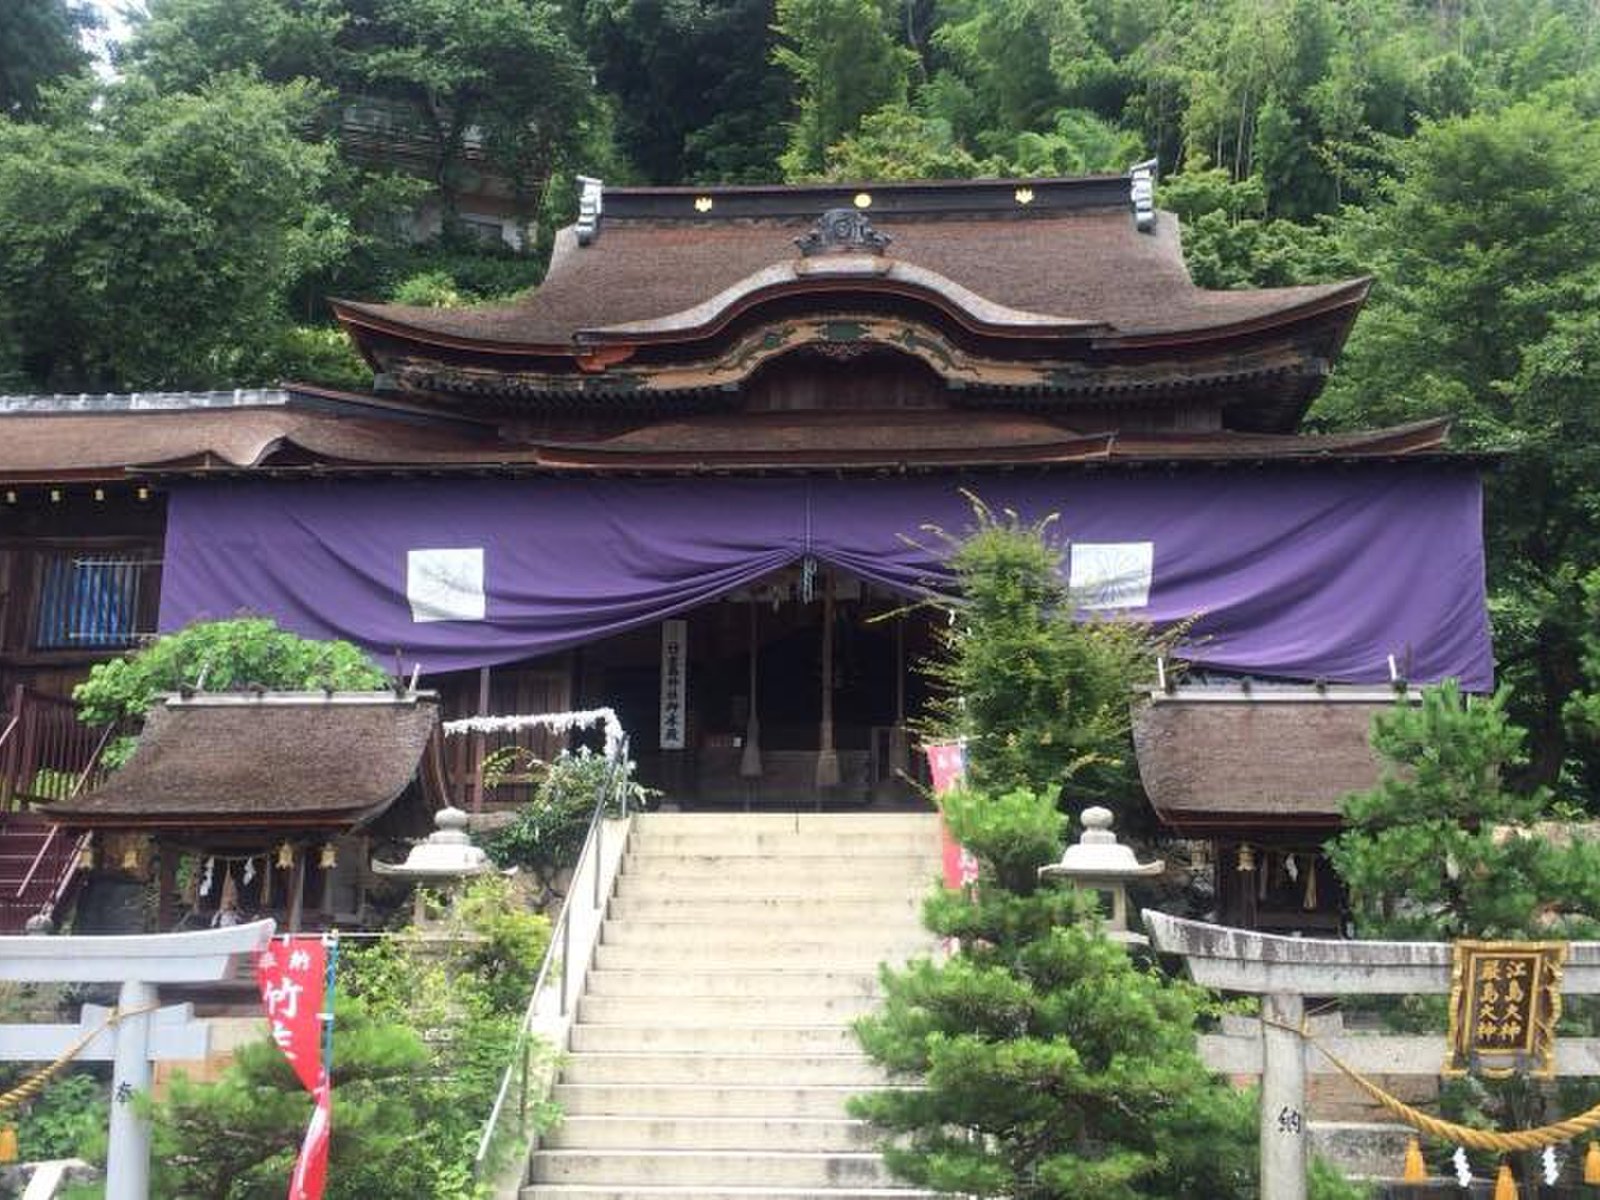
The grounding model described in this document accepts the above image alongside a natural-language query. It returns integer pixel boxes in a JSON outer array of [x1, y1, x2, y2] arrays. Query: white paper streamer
[[1543, 1145, 1560, 1185], [1453, 1146, 1472, 1187], [199, 856, 215, 897], [443, 706, 626, 760], [242, 858, 256, 886]]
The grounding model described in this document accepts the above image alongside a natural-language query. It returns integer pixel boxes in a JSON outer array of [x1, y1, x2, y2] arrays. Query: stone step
[[614, 877, 926, 902], [619, 854, 939, 880], [569, 1024, 860, 1055], [542, 1116, 877, 1152], [549, 1083, 890, 1118], [578, 993, 881, 1025], [628, 832, 940, 856], [522, 1186, 939, 1199], [528, 1149, 895, 1189], [606, 895, 924, 921], [561, 1053, 884, 1086], [598, 916, 928, 945], [635, 813, 938, 834], [592, 943, 927, 971], [582, 969, 878, 998]]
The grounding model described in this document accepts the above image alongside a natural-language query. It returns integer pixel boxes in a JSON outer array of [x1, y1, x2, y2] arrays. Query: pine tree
[[851, 785, 1259, 1199]]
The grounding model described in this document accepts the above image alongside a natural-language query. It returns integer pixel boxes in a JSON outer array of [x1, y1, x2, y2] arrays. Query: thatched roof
[[1133, 690, 1401, 833], [50, 691, 438, 830]]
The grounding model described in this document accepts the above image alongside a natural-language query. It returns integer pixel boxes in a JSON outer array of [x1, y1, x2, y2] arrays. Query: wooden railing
[[0, 686, 114, 811]]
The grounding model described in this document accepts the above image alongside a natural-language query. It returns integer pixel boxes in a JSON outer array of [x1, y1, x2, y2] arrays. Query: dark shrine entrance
[[433, 563, 938, 809], [584, 564, 937, 807]]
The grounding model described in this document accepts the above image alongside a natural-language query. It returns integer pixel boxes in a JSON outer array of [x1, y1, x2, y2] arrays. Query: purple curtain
[[159, 467, 1492, 688]]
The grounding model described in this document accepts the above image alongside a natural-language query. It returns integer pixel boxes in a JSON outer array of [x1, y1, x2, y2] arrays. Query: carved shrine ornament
[[1445, 939, 1567, 1079], [795, 209, 892, 257]]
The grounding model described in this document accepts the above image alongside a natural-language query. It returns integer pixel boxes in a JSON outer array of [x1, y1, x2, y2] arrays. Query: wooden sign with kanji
[[1445, 940, 1567, 1078]]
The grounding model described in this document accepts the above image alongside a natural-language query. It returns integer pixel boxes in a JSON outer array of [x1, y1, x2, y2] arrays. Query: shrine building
[[0, 170, 1493, 932]]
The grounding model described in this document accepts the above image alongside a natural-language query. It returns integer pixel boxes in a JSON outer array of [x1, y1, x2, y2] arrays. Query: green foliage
[[0, 0, 95, 117], [1329, 682, 1600, 940], [820, 104, 988, 181], [16, 1071, 108, 1163], [1314, 99, 1600, 797], [153, 877, 551, 1199], [773, 0, 916, 178], [486, 746, 654, 880], [0, 74, 349, 392], [852, 785, 1261, 1199], [73, 618, 387, 767], [919, 498, 1167, 814], [150, 995, 450, 1200]]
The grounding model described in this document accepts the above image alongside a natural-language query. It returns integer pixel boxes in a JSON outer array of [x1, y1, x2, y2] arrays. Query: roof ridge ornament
[[576, 175, 604, 246], [795, 208, 892, 257], [1130, 159, 1158, 234]]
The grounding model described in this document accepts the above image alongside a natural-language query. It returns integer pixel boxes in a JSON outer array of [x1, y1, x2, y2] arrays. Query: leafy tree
[[578, 0, 790, 183], [356, 0, 598, 237], [0, 74, 349, 391], [1313, 100, 1600, 794], [820, 103, 988, 180], [852, 785, 1261, 1198], [918, 501, 1167, 817], [773, 0, 915, 178], [0, 0, 96, 117], [74, 617, 388, 766], [119, 0, 346, 93]]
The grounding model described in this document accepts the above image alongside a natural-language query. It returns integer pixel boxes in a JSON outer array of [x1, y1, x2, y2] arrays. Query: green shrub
[[486, 747, 653, 880], [73, 617, 389, 768]]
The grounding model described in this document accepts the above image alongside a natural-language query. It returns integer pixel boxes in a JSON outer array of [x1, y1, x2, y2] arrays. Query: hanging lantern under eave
[[276, 841, 295, 870], [76, 836, 94, 870], [318, 843, 337, 869]]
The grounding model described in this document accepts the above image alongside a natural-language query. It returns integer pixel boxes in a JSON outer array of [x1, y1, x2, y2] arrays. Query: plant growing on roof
[[72, 617, 389, 768]]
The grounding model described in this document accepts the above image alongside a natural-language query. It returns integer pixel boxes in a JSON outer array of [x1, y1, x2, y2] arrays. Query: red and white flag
[[925, 741, 979, 890], [257, 936, 331, 1200]]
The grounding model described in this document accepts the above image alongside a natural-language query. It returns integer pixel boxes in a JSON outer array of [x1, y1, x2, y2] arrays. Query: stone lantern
[[1038, 806, 1164, 945], [372, 806, 491, 923]]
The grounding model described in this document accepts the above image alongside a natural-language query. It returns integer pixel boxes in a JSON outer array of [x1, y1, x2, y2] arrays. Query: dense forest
[[2, 0, 1599, 803]]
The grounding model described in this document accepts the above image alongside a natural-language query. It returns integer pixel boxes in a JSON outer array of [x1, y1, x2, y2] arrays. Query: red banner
[[258, 937, 331, 1200], [925, 742, 979, 890]]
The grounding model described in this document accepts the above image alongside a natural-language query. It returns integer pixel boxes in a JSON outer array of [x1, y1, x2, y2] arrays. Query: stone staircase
[[522, 810, 946, 1200]]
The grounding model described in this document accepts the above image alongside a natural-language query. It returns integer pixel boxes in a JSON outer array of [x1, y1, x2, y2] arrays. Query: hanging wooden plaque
[[1445, 940, 1566, 1078]]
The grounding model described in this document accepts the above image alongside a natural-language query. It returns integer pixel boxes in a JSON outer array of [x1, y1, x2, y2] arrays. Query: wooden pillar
[[156, 847, 177, 932], [470, 665, 491, 814], [286, 849, 306, 934], [815, 570, 839, 794], [889, 607, 908, 780], [739, 601, 762, 782]]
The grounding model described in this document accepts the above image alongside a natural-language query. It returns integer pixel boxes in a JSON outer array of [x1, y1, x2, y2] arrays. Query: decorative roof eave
[[374, 307, 1348, 414], [574, 258, 1109, 346], [529, 433, 1119, 471], [1110, 277, 1371, 348]]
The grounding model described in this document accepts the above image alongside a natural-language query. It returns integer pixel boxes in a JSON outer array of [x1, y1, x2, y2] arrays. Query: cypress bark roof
[[1133, 690, 1402, 832], [49, 692, 438, 830]]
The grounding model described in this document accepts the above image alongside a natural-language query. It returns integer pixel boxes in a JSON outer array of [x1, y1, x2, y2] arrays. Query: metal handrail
[[471, 737, 634, 1183]]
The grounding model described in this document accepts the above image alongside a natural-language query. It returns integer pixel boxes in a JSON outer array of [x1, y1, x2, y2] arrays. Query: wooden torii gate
[[1146, 912, 1600, 1199], [0, 920, 275, 1200]]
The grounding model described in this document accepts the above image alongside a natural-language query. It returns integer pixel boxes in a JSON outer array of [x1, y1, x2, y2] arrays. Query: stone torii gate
[[0, 919, 275, 1200], [1146, 911, 1600, 1199]]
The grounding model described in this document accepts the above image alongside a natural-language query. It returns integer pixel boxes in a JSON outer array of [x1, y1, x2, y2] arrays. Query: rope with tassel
[[0, 1004, 160, 1164], [1268, 1014, 1600, 1192]]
